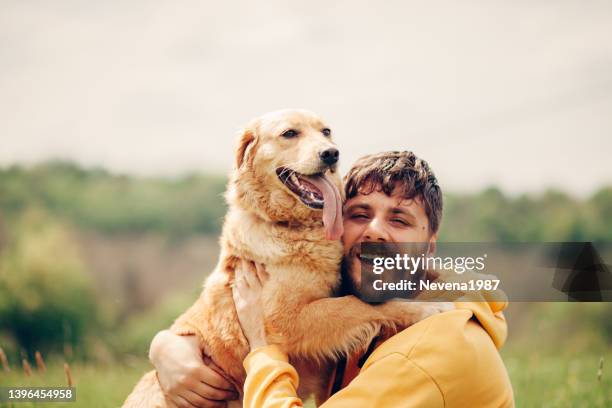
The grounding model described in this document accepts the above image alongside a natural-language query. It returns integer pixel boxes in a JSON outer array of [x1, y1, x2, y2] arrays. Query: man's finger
[[184, 389, 228, 408], [235, 260, 243, 280], [194, 397, 226, 408], [196, 364, 236, 392], [167, 396, 181, 408], [191, 381, 238, 402], [234, 260, 245, 287], [235, 275, 248, 295], [254, 263, 268, 284], [183, 390, 208, 408], [231, 284, 246, 312], [199, 400, 226, 408], [243, 261, 259, 288], [197, 362, 236, 391], [239, 259, 251, 288], [174, 395, 197, 408]]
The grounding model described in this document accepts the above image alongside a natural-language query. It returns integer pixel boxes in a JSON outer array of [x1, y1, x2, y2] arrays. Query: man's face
[[341, 186, 438, 287]]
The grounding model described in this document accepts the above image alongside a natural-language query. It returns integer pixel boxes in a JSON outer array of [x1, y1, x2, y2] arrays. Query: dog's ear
[[235, 125, 259, 169]]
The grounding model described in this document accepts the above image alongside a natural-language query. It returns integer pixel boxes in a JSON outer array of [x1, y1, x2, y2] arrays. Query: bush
[[110, 293, 199, 358], [0, 209, 98, 357]]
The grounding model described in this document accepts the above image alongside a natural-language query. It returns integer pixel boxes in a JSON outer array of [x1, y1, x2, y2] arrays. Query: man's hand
[[149, 330, 238, 408], [232, 260, 269, 350]]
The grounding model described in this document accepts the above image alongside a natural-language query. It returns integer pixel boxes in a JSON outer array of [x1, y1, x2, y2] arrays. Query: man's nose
[[363, 218, 389, 242], [319, 148, 339, 166]]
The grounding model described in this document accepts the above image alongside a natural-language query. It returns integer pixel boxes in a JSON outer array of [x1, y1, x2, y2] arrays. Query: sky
[[1, 0, 611, 196]]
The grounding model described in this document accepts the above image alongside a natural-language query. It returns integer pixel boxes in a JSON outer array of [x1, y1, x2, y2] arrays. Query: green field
[[504, 352, 610, 407], [0, 358, 151, 408], [1, 164, 611, 407], [1, 350, 610, 407]]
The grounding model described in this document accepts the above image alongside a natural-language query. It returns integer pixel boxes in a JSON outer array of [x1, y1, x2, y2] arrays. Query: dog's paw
[[377, 301, 454, 328], [413, 302, 454, 321]]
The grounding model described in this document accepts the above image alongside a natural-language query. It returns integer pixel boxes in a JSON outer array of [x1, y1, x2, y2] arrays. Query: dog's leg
[[122, 370, 168, 408], [270, 295, 394, 362], [375, 301, 454, 328], [122, 296, 213, 408], [292, 358, 335, 407]]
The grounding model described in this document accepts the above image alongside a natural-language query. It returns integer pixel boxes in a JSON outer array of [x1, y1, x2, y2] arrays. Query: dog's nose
[[319, 148, 339, 166]]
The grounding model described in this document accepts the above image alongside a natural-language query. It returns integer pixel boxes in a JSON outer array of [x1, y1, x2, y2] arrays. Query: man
[[150, 151, 514, 407]]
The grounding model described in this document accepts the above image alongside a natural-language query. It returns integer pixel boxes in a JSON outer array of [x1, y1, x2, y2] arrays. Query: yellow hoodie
[[242, 300, 514, 407]]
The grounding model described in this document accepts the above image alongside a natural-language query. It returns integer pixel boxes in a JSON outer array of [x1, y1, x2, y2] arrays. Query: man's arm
[[233, 261, 445, 407], [242, 345, 444, 408]]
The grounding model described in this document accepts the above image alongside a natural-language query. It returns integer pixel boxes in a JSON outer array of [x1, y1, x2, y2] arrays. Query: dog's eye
[[281, 129, 299, 139], [322, 128, 331, 137]]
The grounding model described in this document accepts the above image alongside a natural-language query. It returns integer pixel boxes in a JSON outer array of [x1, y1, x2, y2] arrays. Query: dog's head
[[227, 109, 344, 240]]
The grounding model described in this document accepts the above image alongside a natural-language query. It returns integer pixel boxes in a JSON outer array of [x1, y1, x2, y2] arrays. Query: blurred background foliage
[[0, 209, 96, 357], [0, 161, 610, 406], [0, 161, 227, 236]]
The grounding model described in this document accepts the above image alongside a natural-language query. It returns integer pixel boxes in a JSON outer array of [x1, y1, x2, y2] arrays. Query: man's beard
[[339, 257, 360, 297], [339, 241, 434, 298]]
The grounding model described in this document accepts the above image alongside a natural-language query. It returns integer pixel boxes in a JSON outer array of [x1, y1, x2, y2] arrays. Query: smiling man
[[150, 151, 514, 408]]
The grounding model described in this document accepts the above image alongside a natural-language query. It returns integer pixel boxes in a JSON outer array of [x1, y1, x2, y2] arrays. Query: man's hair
[[344, 151, 443, 233]]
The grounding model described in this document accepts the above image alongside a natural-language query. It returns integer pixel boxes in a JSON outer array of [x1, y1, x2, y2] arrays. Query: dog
[[123, 109, 450, 407]]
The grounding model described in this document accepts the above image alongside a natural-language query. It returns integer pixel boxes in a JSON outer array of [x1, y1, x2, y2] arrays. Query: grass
[[0, 358, 151, 408], [503, 351, 611, 408], [1, 352, 610, 407]]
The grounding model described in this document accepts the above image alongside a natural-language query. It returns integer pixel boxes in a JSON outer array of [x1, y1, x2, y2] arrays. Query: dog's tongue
[[304, 174, 344, 240]]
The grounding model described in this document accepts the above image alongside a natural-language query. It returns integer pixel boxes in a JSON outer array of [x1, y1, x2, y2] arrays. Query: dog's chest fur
[[223, 208, 342, 281], [198, 207, 343, 382]]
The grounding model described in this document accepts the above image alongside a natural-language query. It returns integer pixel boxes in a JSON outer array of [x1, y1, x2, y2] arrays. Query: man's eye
[[281, 129, 299, 138], [351, 214, 369, 220], [322, 128, 331, 137], [391, 218, 409, 226]]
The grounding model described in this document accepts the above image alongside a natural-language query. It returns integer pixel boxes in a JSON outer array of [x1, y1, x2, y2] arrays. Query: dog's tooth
[[290, 174, 299, 184]]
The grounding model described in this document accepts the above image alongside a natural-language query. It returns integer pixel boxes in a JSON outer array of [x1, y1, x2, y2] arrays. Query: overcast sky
[[1, 0, 611, 195]]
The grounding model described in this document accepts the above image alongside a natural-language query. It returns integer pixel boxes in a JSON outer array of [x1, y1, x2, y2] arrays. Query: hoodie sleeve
[[242, 346, 444, 408], [243, 345, 303, 408]]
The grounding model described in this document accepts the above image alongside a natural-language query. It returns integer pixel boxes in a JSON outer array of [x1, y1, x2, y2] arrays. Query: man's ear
[[428, 232, 438, 255], [235, 126, 259, 169]]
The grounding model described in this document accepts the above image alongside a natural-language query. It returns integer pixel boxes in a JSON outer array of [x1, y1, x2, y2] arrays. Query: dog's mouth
[[276, 168, 325, 209], [275, 167, 344, 240]]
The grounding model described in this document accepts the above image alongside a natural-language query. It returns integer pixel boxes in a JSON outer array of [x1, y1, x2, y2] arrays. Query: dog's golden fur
[[124, 109, 449, 407]]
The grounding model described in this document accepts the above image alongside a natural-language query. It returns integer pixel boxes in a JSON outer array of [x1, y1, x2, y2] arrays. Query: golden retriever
[[123, 109, 449, 407]]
